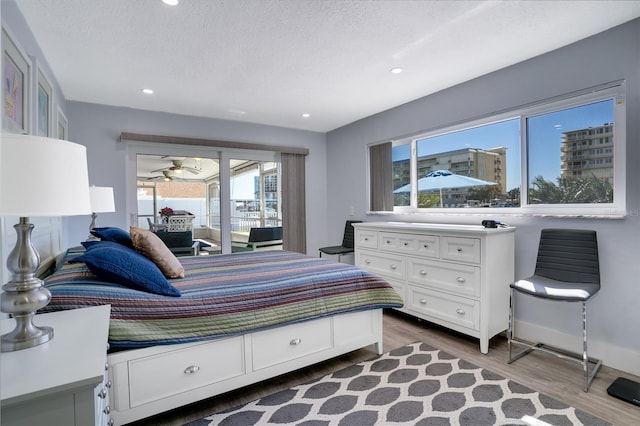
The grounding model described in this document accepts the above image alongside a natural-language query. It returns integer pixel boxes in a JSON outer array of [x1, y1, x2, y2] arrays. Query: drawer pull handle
[[457, 248, 463, 253], [184, 365, 200, 375], [419, 299, 427, 305], [105, 362, 109, 371], [456, 277, 466, 283], [403, 242, 409, 246], [390, 264, 397, 270], [364, 237, 369, 241], [103, 405, 111, 415], [456, 309, 466, 315], [365, 259, 371, 264], [98, 387, 108, 399], [386, 240, 391, 244], [106, 380, 112, 389], [419, 270, 427, 276], [108, 419, 115, 426], [423, 244, 429, 248], [290, 338, 302, 346]]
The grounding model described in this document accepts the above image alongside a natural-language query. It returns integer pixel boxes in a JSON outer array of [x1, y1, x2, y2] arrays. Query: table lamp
[[87, 186, 115, 240], [0, 134, 91, 352]]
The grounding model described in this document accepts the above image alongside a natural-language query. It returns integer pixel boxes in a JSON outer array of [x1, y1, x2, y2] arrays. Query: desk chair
[[318, 220, 362, 262], [508, 228, 602, 391]]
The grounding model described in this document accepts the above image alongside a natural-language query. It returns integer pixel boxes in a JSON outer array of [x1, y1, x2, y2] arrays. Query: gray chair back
[[341, 220, 362, 249], [535, 229, 600, 284]]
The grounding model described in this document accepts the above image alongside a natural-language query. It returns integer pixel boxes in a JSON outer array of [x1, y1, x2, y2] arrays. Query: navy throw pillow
[[71, 243, 181, 297], [89, 227, 134, 248]]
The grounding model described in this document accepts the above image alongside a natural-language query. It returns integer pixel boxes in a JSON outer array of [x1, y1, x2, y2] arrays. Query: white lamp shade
[[0, 134, 91, 216], [89, 186, 115, 213]]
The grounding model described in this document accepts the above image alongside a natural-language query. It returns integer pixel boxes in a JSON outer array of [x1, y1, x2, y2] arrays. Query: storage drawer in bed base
[[107, 309, 384, 426]]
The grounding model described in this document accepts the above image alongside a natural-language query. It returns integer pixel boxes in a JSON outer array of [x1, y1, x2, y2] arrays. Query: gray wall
[[65, 102, 327, 252], [326, 19, 640, 373]]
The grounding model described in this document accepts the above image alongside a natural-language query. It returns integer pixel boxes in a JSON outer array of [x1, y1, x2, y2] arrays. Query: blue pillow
[[70, 243, 181, 297], [90, 227, 133, 248]]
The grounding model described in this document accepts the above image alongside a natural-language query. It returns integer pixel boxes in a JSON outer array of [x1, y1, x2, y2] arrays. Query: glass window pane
[[414, 119, 520, 208], [136, 154, 219, 249], [229, 159, 281, 253], [527, 99, 614, 204]]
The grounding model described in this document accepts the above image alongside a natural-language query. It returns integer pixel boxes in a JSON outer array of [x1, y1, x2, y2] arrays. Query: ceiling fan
[[151, 159, 200, 175], [147, 170, 176, 181]]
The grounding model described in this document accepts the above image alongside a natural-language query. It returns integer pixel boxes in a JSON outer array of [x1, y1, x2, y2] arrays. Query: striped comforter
[[43, 250, 403, 348]]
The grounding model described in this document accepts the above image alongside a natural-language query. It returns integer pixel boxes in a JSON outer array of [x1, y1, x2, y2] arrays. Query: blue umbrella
[[394, 169, 497, 207]]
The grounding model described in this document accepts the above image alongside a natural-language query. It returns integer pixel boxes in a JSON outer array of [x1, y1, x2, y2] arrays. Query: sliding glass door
[[131, 145, 280, 255], [229, 159, 282, 252]]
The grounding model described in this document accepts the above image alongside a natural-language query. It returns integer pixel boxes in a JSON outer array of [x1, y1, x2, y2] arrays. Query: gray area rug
[[186, 342, 610, 426]]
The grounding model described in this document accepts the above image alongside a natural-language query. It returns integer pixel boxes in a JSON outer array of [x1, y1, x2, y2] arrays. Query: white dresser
[[1, 305, 112, 426], [354, 222, 515, 353]]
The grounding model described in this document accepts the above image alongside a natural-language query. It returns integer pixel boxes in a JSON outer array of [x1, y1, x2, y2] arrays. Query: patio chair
[[154, 230, 200, 256], [232, 226, 283, 252]]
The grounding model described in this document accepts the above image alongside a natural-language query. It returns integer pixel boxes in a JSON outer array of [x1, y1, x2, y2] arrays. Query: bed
[[43, 247, 402, 425]]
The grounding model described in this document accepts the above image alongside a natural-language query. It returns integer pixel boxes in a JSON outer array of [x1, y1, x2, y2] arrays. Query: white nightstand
[[1, 305, 112, 426]]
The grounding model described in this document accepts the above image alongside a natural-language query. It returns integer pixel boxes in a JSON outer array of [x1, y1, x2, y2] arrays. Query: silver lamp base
[[0, 217, 54, 352], [87, 212, 100, 241], [1, 314, 53, 352]]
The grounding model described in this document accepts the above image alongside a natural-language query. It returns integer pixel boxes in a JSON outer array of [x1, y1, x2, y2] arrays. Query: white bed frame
[[107, 309, 384, 425]]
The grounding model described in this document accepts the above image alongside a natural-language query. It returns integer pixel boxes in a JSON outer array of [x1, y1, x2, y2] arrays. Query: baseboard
[[513, 319, 640, 377]]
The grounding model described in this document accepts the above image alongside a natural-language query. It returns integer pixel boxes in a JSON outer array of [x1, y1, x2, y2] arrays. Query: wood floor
[[130, 310, 640, 425]]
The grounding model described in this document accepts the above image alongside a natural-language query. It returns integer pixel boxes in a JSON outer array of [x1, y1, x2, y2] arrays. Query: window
[[526, 99, 614, 206], [392, 119, 520, 209], [371, 82, 625, 216]]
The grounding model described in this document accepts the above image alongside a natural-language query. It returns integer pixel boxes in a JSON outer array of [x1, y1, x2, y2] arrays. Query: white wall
[[326, 19, 640, 374]]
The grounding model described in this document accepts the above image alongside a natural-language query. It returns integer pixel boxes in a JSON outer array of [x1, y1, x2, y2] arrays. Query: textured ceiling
[[15, 0, 640, 133]]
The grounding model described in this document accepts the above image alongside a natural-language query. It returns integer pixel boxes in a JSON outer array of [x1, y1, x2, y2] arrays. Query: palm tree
[[529, 175, 612, 204]]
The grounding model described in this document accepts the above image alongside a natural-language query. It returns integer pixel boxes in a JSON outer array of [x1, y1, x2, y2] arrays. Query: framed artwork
[[35, 61, 54, 136], [2, 26, 31, 134], [57, 106, 68, 140]]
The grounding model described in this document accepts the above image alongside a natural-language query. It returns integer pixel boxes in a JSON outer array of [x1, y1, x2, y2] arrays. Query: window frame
[[371, 81, 626, 218]]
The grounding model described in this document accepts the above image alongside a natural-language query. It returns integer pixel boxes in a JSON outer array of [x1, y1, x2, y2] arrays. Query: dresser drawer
[[407, 286, 479, 331], [356, 248, 405, 280], [379, 232, 415, 253], [407, 257, 480, 298], [441, 236, 480, 264], [252, 318, 332, 370], [378, 232, 439, 257], [355, 229, 378, 249], [128, 336, 244, 407]]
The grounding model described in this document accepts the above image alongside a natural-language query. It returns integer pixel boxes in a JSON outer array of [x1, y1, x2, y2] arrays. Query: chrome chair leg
[[507, 287, 538, 364], [508, 287, 514, 362], [582, 301, 603, 392]]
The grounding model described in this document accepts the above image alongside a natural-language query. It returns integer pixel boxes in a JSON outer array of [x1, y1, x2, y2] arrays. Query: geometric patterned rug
[[185, 342, 611, 426]]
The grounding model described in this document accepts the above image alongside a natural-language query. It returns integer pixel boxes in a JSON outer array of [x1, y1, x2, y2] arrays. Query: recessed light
[[302, 113, 311, 118], [162, 0, 179, 6], [227, 109, 247, 116], [390, 67, 403, 74], [142, 88, 154, 94]]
